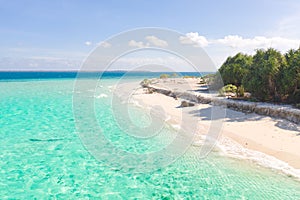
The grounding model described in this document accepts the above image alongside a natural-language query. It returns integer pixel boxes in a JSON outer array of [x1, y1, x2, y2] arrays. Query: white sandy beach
[[117, 78, 300, 177]]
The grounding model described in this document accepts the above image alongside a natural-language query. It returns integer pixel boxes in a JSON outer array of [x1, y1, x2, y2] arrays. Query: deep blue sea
[[0, 71, 208, 80]]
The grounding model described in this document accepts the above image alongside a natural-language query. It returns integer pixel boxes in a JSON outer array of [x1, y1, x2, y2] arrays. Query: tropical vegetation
[[218, 48, 300, 103]]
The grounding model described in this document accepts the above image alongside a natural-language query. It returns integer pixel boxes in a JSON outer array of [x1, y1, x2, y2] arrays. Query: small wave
[[108, 85, 116, 91], [170, 124, 181, 130], [164, 115, 171, 122], [218, 137, 300, 179], [95, 93, 108, 98]]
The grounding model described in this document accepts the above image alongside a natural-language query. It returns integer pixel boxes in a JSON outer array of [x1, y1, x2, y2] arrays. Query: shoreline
[[121, 78, 300, 178], [141, 78, 300, 124]]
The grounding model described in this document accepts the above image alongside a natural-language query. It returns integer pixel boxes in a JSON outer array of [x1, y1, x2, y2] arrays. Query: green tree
[[243, 48, 285, 101], [282, 48, 300, 103], [219, 53, 252, 86]]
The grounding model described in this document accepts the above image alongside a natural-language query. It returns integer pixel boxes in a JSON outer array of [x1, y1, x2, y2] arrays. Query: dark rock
[[180, 101, 195, 107]]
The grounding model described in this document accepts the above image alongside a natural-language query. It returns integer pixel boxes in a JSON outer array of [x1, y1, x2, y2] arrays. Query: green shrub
[[236, 85, 245, 97], [159, 74, 170, 79], [198, 79, 206, 84], [223, 84, 237, 93], [183, 75, 196, 78], [218, 84, 238, 97], [140, 79, 151, 86]]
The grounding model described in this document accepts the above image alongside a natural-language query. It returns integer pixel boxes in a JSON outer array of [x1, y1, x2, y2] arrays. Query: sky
[[1, 0, 300, 71]]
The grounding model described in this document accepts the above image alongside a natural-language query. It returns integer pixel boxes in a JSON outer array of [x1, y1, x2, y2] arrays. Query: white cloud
[[145, 35, 168, 47], [179, 32, 209, 47], [85, 41, 92, 46], [215, 35, 300, 53], [128, 40, 148, 48], [217, 35, 251, 48], [177, 33, 300, 67], [128, 36, 168, 48], [98, 41, 112, 48], [179, 32, 300, 52]]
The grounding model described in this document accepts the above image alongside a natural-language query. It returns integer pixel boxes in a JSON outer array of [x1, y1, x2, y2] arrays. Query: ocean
[[1, 72, 300, 199]]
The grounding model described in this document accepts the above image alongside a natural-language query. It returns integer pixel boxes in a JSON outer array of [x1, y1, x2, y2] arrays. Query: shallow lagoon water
[[1, 77, 300, 199]]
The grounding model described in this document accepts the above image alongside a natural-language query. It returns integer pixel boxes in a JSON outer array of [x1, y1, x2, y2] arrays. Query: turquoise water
[[1, 78, 300, 199]]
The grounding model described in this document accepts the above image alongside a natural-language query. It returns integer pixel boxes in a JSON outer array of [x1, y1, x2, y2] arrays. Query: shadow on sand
[[184, 106, 300, 133]]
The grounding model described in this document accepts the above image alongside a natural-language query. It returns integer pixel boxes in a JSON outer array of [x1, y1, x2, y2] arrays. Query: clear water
[[1, 77, 300, 199]]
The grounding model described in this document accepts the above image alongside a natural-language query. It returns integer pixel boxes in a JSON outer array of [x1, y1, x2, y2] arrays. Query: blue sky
[[1, 0, 300, 70]]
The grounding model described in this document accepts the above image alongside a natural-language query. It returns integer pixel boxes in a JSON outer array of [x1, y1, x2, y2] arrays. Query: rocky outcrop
[[180, 101, 195, 107], [142, 84, 300, 124]]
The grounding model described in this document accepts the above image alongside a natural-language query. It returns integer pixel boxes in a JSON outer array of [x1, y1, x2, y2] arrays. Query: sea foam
[[95, 93, 108, 98], [217, 137, 300, 180]]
